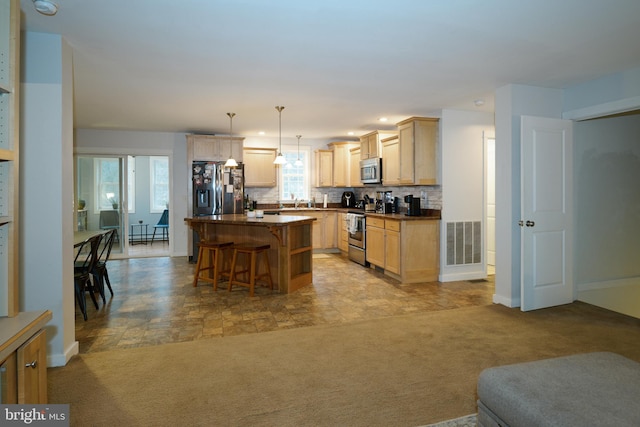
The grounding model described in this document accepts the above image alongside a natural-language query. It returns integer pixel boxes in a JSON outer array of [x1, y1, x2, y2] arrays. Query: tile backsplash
[[248, 185, 442, 209]]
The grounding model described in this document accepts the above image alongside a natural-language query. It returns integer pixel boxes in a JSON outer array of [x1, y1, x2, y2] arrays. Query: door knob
[[518, 220, 524, 227], [526, 220, 535, 227]]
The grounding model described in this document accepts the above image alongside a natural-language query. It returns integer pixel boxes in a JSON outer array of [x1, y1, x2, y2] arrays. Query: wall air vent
[[446, 221, 482, 265]]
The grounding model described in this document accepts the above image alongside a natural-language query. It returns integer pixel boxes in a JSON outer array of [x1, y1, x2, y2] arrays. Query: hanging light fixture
[[224, 112, 238, 168], [294, 135, 303, 167], [273, 106, 287, 165]]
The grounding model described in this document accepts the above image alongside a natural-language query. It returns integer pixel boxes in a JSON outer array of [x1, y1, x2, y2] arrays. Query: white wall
[[439, 109, 494, 282], [563, 67, 640, 118], [20, 32, 76, 367], [573, 113, 640, 316]]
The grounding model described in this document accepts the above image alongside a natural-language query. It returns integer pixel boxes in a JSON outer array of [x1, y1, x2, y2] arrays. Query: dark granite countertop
[[259, 207, 441, 220], [185, 214, 316, 226]]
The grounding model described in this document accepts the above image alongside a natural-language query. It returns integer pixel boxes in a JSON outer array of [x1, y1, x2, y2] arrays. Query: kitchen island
[[184, 214, 316, 294]]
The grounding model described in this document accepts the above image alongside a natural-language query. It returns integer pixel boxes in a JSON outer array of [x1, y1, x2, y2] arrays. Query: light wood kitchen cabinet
[[396, 117, 439, 185], [315, 149, 333, 187], [328, 141, 356, 187], [1, 311, 52, 404], [339, 213, 349, 252], [360, 130, 397, 160], [349, 147, 363, 187], [304, 211, 337, 250], [384, 220, 401, 274], [381, 135, 401, 185], [243, 147, 277, 187], [366, 216, 440, 283], [187, 134, 244, 163], [17, 329, 47, 403], [365, 217, 385, 267]]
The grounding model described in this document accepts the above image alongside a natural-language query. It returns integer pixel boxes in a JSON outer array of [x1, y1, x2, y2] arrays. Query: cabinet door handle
[[25, 360, 38, 369]]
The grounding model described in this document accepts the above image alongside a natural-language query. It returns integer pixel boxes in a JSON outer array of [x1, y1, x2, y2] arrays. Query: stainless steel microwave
[[360, 158, 382, 184]]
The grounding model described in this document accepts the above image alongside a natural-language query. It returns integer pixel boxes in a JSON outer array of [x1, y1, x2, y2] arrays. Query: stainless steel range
[[346, 212, 368, 266]]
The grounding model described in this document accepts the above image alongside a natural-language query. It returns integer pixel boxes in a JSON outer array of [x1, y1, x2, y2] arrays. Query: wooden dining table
[[74, 229, 108, 247]]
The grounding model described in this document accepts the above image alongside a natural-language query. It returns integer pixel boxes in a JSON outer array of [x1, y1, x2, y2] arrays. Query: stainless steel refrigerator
[[191, 161, 244, 261]]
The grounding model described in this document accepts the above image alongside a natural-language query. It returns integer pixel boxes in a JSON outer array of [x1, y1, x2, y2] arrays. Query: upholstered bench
[[477, 352, 640, 427]]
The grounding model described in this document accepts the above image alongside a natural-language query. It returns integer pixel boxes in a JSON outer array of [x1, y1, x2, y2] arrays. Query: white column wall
[[20, 32, 76, 366], [439, 109, 494, 282]]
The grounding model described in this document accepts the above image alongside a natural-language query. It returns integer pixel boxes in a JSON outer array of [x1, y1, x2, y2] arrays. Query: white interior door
[[520, 116, 573, 311]]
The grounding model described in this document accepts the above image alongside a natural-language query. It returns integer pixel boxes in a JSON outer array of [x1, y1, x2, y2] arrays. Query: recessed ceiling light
[[474, 99, 485, 107], [378, 117, 388, 122], [258, 131, 265, 135], [347, 131, 354, 136], [33, 0, 58, 16]]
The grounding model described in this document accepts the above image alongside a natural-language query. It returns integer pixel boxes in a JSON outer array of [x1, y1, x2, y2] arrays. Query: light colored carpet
[[49, 302, 640, 426], [424, 414, 476, 427]]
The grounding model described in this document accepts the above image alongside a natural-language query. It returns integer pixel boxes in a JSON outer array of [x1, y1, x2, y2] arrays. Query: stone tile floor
[[75, 253, 495, 354]]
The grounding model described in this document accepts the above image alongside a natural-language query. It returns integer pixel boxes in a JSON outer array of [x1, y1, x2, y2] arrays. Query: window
[[127, 156, 136, 213], [279, 145, 310, 201], [150, 156, 169, 213], [94, 157, 121, 211]]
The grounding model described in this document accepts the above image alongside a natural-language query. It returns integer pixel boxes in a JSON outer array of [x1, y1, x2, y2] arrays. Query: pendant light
[[294, 135, 303, 167], [273, 106, 287, 165], [224, 112, 238, 168]]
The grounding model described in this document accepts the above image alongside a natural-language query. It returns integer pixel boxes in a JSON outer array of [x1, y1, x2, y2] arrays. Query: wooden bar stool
[[227, 244, 273, 297], [193, 241, 234, 290]]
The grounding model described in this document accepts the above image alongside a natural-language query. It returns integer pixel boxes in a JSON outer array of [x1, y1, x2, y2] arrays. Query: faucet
[[294, 198, 299, 208]]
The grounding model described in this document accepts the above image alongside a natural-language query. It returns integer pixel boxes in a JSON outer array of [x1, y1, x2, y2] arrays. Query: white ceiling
[[19, 0, 640, 140]]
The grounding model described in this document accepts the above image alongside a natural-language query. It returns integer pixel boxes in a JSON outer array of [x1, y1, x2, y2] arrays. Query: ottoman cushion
[[477, 352, 640, 427]]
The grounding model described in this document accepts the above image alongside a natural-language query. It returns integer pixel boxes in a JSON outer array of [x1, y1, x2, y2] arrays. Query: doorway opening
[[75, 154, 170, 259]]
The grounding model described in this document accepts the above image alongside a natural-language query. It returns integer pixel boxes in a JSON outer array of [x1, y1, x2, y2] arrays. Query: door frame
[[74, 147, 174, 259], [483, 133, 496, 272]]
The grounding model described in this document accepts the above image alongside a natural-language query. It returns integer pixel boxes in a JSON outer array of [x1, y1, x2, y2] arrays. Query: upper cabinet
[[315, 149, 333, 187], [349, 147, 364, 187], [0, 0, 20, 316], [186, 134, 244, 163], [381, 135, 403, 186], [243, 148, 277, 187], [395, 117, 440, 185], [328, 141, 357, 187], [359, 130, 397, 160]]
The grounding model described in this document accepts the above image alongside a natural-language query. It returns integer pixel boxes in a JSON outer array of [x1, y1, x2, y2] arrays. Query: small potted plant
[[78, 199, 86, 210], [108, 197, 118, 210]]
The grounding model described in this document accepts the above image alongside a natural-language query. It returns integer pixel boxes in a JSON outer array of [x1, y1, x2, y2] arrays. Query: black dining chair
[[74, 234, 101, 321], [151, 209, 169, 245], [91, 229, 117, 303]]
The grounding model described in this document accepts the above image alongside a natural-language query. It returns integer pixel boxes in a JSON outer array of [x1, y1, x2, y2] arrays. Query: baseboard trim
[[578, 276, 640, 292], [493, 294, 520, 308], [48, 340, 79, 367]]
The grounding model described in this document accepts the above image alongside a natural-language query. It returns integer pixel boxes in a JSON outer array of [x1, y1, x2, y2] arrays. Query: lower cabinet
[[302, 211, 337, 250], [339, 213, 349, 252], [366, 217, 439, 283], [384, 220, 400, 274], [365, 217, 385, 267], [2, 331, 48, 404]]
